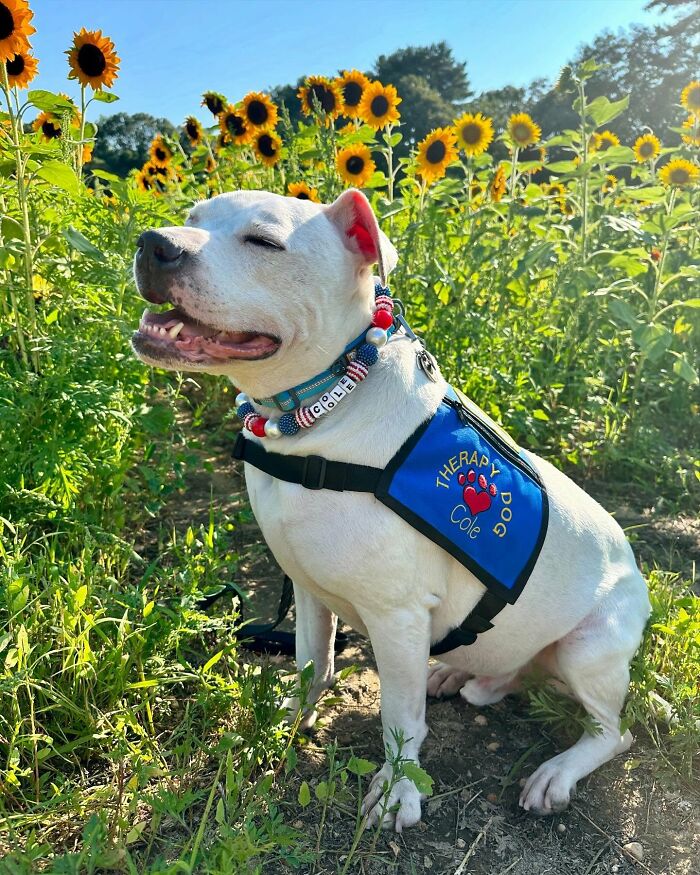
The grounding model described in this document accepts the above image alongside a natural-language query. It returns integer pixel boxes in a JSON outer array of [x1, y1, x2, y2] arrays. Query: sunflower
[[659, 158, 699, 188], [633, 133, 660, 163], [357, 80, 401, 130], [33, 111, 62, 141], [242, 91, 278, 131], [0, 0, 34, 64], [544, 181, 566, 199], [298, 75, 342, 122], [489, 165, 507, 202], [183, 116, 203, 147], [143, 161, 170, 179], [135, 170, 154, 193], [470, 180, 484, 199], [287, 181, 320, 202], [253, 130, 282, 167], [507, 112, 541, 148], [205, 154, 216, 174], [602, 174, 618, 193], [218, 104, 251, 145], [592, 130, 620, 153], [453, 112, 493, 157], [336, 143, 375, 187], [67, 28, 119, 90], [680, 81, 700, 116], [202, 91, 226, 116], [5, 48, 35, 87], [82, 142, 93, 164], [149, 135, 173, 167], [416, 127, 458, 184], [336, 69, 370, 117]]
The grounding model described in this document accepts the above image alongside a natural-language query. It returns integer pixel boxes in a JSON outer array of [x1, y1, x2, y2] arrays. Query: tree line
[[91, 0, 698, 177]]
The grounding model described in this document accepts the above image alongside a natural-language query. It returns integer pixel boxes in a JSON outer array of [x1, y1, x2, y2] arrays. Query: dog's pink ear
[[325, 189, 397, 286]]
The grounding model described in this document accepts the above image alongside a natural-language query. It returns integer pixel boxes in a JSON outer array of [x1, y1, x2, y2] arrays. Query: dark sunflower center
[[0, 5, 15, 41], [206, 95, 224, 115], [688, 87, 700, 109], [513, 124, 530, 142], [247, 100, 268, 125], [155, 147, 167, 161], [257, 133, 276, 157], [6, 53, 24, 75], [370, 95, 389, 117], [186, 120, 199, 140], [670, 168, 689, 184], [77, 43, 107, 77], [426, 140, 446, 164], [295, 191, 310, 199], [461, 122, 481, 144], [639, 142, 653, 156], [226, 113, 246, 137], [42, 120, 61, 139], [599, 137, 613, 150], [343, 81, 362, 107], [346, 155, 365, 175], [310, 84, 336, 113]]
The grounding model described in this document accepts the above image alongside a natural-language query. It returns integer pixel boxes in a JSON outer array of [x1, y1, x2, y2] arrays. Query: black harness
[[233, 431, 512, 655]]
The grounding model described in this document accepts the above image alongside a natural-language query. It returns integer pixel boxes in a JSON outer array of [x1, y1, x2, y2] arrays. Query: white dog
[[132, 188, 650, 832]]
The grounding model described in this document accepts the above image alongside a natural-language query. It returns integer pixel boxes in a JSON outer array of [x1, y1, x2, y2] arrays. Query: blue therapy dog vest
[[235, 387, 549, 609], [375, 388, 548, 603]]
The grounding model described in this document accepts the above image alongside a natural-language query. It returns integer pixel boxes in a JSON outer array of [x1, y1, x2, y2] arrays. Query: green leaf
[[591, 145, 635, 165], [202, 650, 224, 673], [36, 161, 81, 196], [624, 186, 666, 202], [673, 355, 699, 384], [315, 780, 330, 800], [608, 298, 639, 328], [28, 90, 76, 114], [586, 94, 629, 127], [401, 762, 433, 796], [63, 226, 106, 262], [298, 781, 311, 807], [74, 585, 88, 609], [632, 323, 672, 362], [546, 160, 578, 173], [346, 756, 377, 776], [91, 91, 119, 103]]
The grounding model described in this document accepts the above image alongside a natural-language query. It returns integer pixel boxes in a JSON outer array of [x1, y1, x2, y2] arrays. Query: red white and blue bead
[[235, 282, 395, 439]]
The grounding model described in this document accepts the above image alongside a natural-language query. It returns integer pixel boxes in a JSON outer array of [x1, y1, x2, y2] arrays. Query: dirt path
[[161, 426, 699, 875]]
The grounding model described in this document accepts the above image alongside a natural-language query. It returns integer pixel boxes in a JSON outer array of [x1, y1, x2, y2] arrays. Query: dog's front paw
[[283, 695, 319, 731], [361, 763, 423, 832], [519, 755, 576, 815]]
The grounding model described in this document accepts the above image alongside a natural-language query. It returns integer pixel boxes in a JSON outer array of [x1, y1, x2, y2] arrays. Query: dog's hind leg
[[460, 670, 522, 706], [519, 575, 648, 815], [427, 662, 471, 698], [286, 583, 337, 730]]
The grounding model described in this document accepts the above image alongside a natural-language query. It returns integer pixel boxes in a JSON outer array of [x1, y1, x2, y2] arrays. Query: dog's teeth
[[158, 327, 167, 335], [168, 321, 184, 339]]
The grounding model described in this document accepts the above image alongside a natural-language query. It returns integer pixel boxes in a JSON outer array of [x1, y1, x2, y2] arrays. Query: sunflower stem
[[77, 84, 87, 177], [578, 79, 590, 263], [0, 61, 38, 370], [385, 124, 394, 203]]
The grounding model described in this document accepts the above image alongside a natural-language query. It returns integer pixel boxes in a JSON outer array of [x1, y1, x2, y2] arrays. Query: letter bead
[[319, 393, 337, 411], [338, 375, 357, 393], [309, 401, 327, 419]]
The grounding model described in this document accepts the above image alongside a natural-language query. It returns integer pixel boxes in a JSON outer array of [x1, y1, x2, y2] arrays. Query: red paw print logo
[[458, 470, 497, 516]]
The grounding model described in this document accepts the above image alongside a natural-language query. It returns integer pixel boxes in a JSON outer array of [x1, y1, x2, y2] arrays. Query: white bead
[[338, 375, 357, 393], [309, 401, 327, 419], [319, 393, 337, 411], [365, 327, 388, 348], [330, 384, 347, 402], [264, 419, 282, 439], [235, 392, 250, 408]]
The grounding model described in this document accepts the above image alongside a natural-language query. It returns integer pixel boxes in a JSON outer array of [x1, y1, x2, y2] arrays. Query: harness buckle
[[301, 455, 328, 490]]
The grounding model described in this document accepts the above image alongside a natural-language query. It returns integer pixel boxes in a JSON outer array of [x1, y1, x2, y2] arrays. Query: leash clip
[[416, 347, 440, 382]]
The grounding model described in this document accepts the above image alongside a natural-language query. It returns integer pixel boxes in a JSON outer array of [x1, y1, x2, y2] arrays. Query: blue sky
[[29, 0, 663, 124]]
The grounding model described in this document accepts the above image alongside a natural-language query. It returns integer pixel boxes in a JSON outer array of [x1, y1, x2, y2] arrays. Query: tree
[[92, 112, 176, 177], [372, 42, 472, 108]]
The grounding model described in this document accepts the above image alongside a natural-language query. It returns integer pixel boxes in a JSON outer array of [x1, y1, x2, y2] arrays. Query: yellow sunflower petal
[[680, 80, 700, 116], [218, 104, 252, 145], [336, 69, 370, 117], [5, 48, 36, 88], [659, 158, 699, 188], [67, 27, 120, 90], [0, 0, 35, 64], [298, 75, 343, 123], [357, 81, 401, 130], [633, 133, 661, 163], [416, 127, 458, 184], [507, 112, 541, 148], [149, 135, 173, 167], [242, 91, 278, 132], [287, 181, 320, 202], [453, 112, 493, 157], [253, 130, 282, 167], [336, 143, 375, 187]]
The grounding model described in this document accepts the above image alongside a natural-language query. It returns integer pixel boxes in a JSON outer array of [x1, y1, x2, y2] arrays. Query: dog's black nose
[[136, 230, 185, 267]]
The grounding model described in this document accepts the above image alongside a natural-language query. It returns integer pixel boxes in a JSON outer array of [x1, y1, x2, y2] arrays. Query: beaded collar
[[236, 282, 403, 439]]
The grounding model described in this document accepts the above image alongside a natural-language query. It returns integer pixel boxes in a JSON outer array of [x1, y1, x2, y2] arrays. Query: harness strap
[[233, 431, 509, 654]]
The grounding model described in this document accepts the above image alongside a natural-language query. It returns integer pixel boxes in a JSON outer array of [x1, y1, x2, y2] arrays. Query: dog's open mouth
[[133, 307, 281, 364]]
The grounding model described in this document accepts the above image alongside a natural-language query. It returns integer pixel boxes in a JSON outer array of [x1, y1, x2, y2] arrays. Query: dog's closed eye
[[243, 234, 286, 251]]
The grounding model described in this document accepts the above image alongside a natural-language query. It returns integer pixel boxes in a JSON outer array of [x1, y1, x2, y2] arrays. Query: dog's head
[[131, 188, 397, 397]]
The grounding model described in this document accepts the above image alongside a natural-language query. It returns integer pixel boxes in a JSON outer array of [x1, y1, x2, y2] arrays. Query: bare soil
[[162, 429, 699, 875]]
